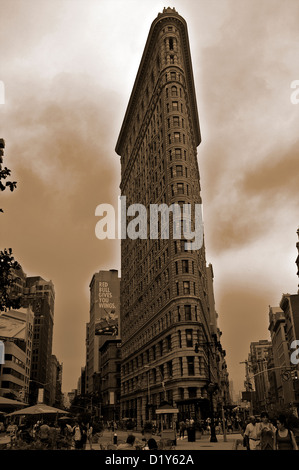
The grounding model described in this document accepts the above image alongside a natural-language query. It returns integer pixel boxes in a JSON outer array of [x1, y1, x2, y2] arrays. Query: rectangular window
[[172, 101, 178, 111], [175, 148, 181, 158], [183, 281, 190, 294], [185, 304, 191, 320], [178, 330, 182, 348], [167, 335, 172, 351], [182, 260, 189, 273], [187, 357, 195, 376], [174, 132, 180, 142], [188, 387, 197, 399], [167, 361, 173, 378], [179, 358, 183, 376], [176, 165, 183, 176], [177, 183, 184, 194], [173, 116, 179, 126], [186, 329, 193, 347]]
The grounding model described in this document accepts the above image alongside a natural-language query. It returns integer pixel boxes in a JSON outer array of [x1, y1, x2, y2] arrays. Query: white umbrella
[[6, 404, 69, 417]]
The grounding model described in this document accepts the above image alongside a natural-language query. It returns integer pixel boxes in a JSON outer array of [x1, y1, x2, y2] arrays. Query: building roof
[[0, 312, 27, 339]]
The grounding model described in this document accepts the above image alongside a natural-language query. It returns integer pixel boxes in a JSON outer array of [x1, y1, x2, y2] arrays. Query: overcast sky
[[1, 0, 299, 397]]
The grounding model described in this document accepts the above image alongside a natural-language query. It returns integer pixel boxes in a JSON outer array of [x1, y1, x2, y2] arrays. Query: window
[[170, 55, 174, 64], [175, 148, 182, 158], [174, 132, 180, 143], [185, 305, 192, 320], [179, 386, 184, 399], [177, 306, 181, 322], [167, 361, 173, 378], [172, 101, 178, 111], [167, 335, 172, 351], [187, 357, 195, 376], [178, 330, 182, 348], [186, 329, 193, 347], [188, 387, 197, 399], [183, 281, 190, 294], [177, 183, 184, 194], [171, 86, 178, 96], [182, 260, 189, 273], [159, 341, 163, 356], [169, 38, 174, 50], [176, 165, 183, 176], [173, 116, 179, 127], [170, 71, 176, 80], [179, 359, 184, 377]]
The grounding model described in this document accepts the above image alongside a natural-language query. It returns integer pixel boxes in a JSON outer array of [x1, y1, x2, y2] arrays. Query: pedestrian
[[6, 421, 18, 448], [73, 422, 82, 450], [179, 420, 186, 439], [259, 411, 276, 450], [39, 421, 50, 448], [244, 416, 261, 450], [274, 414, 298, 451], [147, 437, 158, 450], [86, 422, 93, 450], [81, 423, 87, 450]]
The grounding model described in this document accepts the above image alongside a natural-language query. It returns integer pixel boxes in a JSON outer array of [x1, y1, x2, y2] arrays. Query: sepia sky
[[1, 0, 299, 397]]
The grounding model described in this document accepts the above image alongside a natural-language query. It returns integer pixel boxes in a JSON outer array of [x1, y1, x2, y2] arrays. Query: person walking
[[244, 416, 261, 450], [73, 422, 82, 450], [259, 411, 276, 450], [179, 420, 186, 439], [274, 415, 298, 451], [86, 423, 93, 449]]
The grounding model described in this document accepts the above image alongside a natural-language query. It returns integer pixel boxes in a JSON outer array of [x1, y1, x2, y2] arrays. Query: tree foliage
[[0, 138, 20, 311], [0, 248, 22, 311], [0, 138, 17, 213]]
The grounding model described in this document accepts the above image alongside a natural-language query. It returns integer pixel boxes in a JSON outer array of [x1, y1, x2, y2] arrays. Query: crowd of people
[[242, 413, 298, 451], [0, 419, 96, 450], [1, 411, 298, 450]]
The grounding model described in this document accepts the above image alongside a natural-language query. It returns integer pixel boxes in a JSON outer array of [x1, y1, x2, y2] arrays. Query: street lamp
[[194, 340, 219, 443]]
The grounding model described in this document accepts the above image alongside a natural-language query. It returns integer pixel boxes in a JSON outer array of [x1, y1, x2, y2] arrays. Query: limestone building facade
[[115, 8, 227, 425]]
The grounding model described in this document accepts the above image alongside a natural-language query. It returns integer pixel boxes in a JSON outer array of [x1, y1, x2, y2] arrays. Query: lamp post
[[194, 340, 218, 443]]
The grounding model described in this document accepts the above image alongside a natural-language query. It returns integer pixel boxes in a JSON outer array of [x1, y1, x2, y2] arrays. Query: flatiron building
[[115, 8, 227, 425]]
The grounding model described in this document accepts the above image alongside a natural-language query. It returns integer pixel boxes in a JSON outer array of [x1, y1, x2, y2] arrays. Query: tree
[[0, 138, 20, 311], [0, 138, 17, 213], [0, 248, 22, 311]]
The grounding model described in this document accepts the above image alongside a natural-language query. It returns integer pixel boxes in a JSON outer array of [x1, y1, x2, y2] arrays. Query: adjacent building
[[49, 355, 63, 408], [0, 307, 34, 403], [86, 269, 120, 394], [248, 340, 273, 411], [115, 7, 229, 425], [21, 276, 55, 405]]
